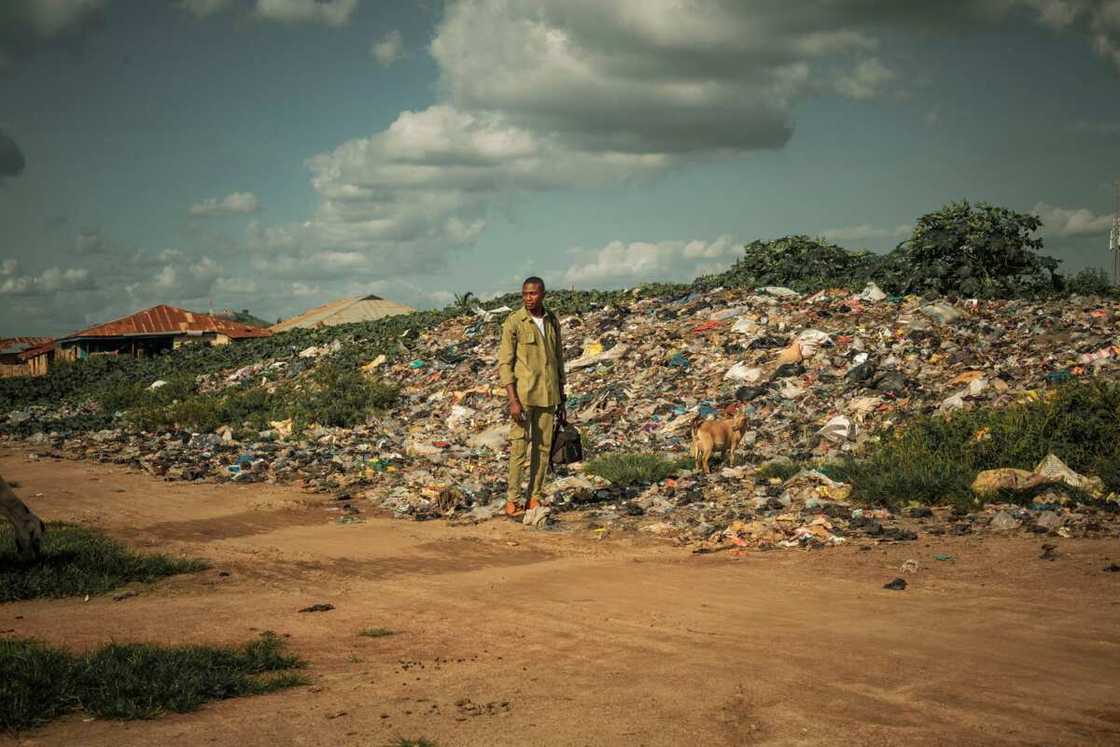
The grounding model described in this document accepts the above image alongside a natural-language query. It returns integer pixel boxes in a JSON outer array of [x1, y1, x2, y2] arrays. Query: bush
[[882, 200, 1059, 298], [584, 453, 682, 485], [0, 632, 305, 730], [284, 363, 398, 429], [0, 523, 207, 602], [1063, 267, 1113, 296], [838, 380, 1120, 509], [698, 235, 880, 293]]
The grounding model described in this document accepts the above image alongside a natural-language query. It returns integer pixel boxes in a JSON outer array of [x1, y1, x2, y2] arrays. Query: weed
[[584, 453, 682, 486], [755, 460, 802, 482], [840, 380, 1120, 509], [0, 632, 306, 731], [0, 523, 207, 603]]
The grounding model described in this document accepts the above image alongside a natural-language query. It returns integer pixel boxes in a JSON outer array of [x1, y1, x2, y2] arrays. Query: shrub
[[697, 235, 880, 293], [839, 380, 1120, 509], [584, 453, 682, 485], [882, 200, 1059, 298], [1063, 267, 1113, 296]]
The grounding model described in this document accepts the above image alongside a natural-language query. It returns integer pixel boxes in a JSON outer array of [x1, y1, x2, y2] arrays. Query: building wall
[[0, 363, 29, 378]]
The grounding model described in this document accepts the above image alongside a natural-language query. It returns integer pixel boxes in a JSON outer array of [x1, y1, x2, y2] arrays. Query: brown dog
[[691, 408, 749, 474]]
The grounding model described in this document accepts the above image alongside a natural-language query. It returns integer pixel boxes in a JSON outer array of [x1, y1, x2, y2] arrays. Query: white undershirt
[[531, 314, 545, 338]]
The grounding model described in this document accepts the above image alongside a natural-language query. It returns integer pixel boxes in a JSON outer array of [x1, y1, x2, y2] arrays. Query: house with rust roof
[[0, 337, 54, 378], [14, 304, 271, 376], [59, 304, 272, 359]]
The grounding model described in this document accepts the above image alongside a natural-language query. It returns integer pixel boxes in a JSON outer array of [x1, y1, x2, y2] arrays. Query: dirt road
[[3, 446, 1119, 746]]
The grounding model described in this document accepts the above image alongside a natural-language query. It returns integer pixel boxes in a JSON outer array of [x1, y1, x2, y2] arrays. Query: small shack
[[17, 339, 56, 377], [0, 337, 53, 378]]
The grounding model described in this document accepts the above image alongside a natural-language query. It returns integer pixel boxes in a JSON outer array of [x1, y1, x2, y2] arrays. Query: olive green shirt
[[498, 306, 565, 407]]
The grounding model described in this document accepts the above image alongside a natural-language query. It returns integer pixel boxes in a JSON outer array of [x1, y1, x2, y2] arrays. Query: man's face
[[522, 282, 544, 313]]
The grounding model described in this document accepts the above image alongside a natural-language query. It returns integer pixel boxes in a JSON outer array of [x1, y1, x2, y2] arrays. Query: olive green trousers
[[507, 405, 556, 503]]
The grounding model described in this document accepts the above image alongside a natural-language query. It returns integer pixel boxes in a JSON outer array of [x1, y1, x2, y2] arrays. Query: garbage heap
[[7, 285, 1120, 548]]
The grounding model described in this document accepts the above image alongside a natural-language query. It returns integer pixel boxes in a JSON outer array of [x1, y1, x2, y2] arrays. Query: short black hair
[[522, 276, 545, 291]]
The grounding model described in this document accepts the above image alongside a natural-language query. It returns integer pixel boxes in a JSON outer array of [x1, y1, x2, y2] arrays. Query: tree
[[884, 201, 1060, 298], [1, 474, 45, 561]]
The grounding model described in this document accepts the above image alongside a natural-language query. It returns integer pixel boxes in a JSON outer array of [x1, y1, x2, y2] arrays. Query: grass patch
[[0, 632, 306, 731], [755, 460, 802, 482], [838, 380, 1120, 509], [358, 627, 396, 638], [127, 363, 399, 434], [391, 739, 440, 747], [0, 523, 207, 603], [584, 452, 682, 486]]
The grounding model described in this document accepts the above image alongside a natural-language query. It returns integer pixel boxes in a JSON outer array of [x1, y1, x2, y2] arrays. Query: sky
[[1, 0, 1119, 336]]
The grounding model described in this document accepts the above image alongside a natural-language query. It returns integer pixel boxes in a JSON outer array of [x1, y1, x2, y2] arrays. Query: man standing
[[497, 276, 566, 517]]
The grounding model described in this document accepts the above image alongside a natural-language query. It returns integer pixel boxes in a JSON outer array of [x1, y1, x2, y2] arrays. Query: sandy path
[[2, 446, 1119, 746]]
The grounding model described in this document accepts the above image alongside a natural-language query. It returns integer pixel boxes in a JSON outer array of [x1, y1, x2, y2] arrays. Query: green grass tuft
[[0, 632, 306, 731], [358, 627, 396, 638], [583, 452, 682, 486], [755, 460, 802, 482], [0, 523, 207, 603], [839, 380, 1120, 509]]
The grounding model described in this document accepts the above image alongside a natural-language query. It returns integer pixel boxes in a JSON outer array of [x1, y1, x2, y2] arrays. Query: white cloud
[[1027, 0, 1120, 69], [819, 224, 912, 243], [189, 191, 260, 216], [371, 29, 404, 66], [1033, 201, 1116, 236], [564, 236, 740, 287], [6, 0, 105, 38], [215, 276, 257, 294], [0, 266, 94, 296], [253, 0, 358, 26], [239, 0, 1120, 292], [833, 57, 897, 100], [175, 0, 234, 18], [0, 0, 106, 71]]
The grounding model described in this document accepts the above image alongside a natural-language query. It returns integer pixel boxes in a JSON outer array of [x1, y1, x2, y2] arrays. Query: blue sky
[[1, 0, 1118, 335]]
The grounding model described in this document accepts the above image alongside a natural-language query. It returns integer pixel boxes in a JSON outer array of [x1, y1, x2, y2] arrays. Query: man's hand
[[509, 397, 525, 424]]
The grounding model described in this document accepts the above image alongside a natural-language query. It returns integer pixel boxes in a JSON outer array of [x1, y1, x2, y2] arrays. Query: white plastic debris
[[858, 282, 888, 302], [724, 362, 763, 383], [817, 415, 858, 443]]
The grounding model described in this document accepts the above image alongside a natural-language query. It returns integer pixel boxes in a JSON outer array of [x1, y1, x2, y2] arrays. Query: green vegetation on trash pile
[[0, 632, 306, 731], [584, 452, 688, 486], [701, 201, 1100, 300], [754, 460, 803, 482], [834, 380, 1120, 510], [0, 523, 207, 602], [696, 234, 880, 293], [126, 363, 399, 434], [0, 307, 456, 411]]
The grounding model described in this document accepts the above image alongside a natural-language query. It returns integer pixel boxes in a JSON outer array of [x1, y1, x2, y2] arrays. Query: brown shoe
[[504, 500, 524, 517]]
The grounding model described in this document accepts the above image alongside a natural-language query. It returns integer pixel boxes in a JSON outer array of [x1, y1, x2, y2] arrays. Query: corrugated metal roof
[[0, 337, 53, 355], [17, 339, 56, 360], [271, 295, 413, 332], [63, 304, 272, 340]]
